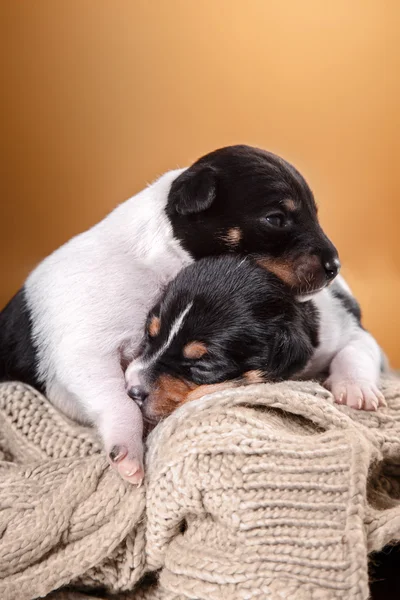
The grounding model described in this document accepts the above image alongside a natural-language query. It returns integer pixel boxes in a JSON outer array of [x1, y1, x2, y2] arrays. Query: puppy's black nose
[[323, 257, 341, 281], [128, 386, 148, 407]]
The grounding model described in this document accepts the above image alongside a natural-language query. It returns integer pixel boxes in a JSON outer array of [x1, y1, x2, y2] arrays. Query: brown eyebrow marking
[[183, 341, 208, 359], [283, 198, 297, 212], [221, 227, 242, 248], [148, 315, 161, 337]]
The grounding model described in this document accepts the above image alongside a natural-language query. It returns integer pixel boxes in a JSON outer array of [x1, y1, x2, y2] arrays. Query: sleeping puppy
[[125, 256, 385, 422], [0, 145, 340, 485]]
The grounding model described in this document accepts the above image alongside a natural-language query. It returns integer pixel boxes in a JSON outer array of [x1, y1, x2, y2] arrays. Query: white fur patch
[[300, 284, 382, 394], [24, 168, 192, 422]]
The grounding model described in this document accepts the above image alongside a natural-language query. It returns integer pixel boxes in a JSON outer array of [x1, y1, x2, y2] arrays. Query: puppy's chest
[[301, 290, 357, 377]]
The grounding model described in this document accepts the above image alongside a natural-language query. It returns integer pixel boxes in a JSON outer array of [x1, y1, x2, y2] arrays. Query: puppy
[[125, 256, 385, 422], [0, 145, 340, 484]]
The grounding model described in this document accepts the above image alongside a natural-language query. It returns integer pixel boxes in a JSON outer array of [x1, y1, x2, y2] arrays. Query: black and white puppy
[[0, 145, 340, 484], [125, 256, 385, 422]]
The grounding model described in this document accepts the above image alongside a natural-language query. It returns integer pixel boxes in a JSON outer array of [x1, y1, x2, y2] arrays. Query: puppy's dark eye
[[265, 213, 286, 228]]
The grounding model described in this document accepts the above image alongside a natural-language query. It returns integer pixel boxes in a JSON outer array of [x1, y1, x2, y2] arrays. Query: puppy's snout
[[294, 247, 340, 292], [127, 385, 148, 408], [323, 257, 341, 281]]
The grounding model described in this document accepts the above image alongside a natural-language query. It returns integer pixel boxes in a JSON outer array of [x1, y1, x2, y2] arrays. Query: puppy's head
[[125, 256, 318, 422], [166, 145, 340, 297]]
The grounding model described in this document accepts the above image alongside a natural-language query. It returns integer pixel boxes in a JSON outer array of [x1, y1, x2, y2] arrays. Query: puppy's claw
[[376, 391, 387, 407], [326, 378, 385, 412], [108, 446, 144, 485], [121, 463, 144, 486], [109, 445, 127, 463]]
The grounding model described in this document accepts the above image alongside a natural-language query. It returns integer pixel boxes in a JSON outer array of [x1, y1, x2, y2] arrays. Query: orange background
[[1, 1, 399, 366]]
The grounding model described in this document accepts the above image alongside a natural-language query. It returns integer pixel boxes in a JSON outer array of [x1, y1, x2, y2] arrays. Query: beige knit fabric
[[1, 379, 400, 600]]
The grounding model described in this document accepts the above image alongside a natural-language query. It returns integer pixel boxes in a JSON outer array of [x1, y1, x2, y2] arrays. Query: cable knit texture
[[1, 378, 400, 600]]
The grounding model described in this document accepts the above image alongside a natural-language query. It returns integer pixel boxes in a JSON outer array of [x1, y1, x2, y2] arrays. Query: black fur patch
[[0, 288, 44, 392], [138, 255, 318, 393], [301, 301, 320, 349], [166, 145, 339, 295], [331, 288, 362, 324], [166, 145, 336, 258]]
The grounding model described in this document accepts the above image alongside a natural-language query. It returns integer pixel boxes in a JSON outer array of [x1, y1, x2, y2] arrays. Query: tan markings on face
[[183, 341, 208, 359], [221, 227, 242, 248], [243, 370, 265, 384], [256, 258, 298, 287], [187, 381, 239, 402], [148, 315, 161, 337], [147, 375, 195, 417], [146, 377, 240, 418], [283, 198, 297, 212]]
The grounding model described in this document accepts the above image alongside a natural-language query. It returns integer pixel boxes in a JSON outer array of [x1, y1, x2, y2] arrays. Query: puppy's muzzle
[[323, 256, 341, 282], [294, 250, 341, 290], [127, 385, 148, 408]]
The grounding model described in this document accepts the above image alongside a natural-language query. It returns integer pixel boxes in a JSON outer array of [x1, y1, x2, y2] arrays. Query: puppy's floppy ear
[[169, 165, 217, 215]]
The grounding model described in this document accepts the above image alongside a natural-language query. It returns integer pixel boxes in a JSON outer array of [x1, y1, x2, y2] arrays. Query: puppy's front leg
[[66, 357, 144, 485], [324, 329, 386, 411]]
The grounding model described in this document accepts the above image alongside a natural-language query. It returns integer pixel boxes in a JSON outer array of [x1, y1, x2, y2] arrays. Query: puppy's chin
[[142, 416, 158, 438], [296, 275, 339, 301], [296, 288, 325, 302]]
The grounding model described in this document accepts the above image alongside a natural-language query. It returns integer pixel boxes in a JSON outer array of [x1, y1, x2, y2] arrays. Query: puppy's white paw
[[108, 444, 144, 486], [325, 378, 386, 411]]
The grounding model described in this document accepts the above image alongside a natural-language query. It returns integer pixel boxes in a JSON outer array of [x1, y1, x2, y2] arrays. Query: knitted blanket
[[1, 379, 400, 600]]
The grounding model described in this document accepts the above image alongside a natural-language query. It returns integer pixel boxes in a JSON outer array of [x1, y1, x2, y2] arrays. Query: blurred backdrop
[[1, 1, 399, 366]]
